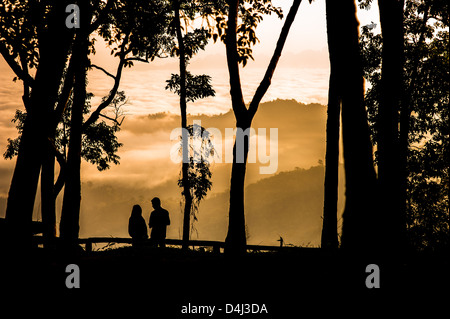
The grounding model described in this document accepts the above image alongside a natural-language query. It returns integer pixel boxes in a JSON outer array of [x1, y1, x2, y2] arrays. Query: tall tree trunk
[[224, 0, 302, 255], [321, 70, 340, 250], [377, 0, 405, 251], [173, 0, 193, 250], [181, 162, 193, 249], [325, 0, 378, 251], [5, 97, 44, 248], [5, 2, 73, 248], [41, 146, 57, 244], [226, 121, 251, 255], [40, 51, 76, 246], [41, 48, 76, 247], [59, 3, 90, 247], [224, 0, 246, 256]]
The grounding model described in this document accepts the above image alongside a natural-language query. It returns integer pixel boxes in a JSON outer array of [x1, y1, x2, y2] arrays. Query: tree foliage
[[166, 72, 215, 103], [176, 124, 214, 233], [361, 0, 449, 251], [0, 0, 39, 77], [201, 0, 283, 66], [99, 0, 173, 63], [3, 91, 125, 172]]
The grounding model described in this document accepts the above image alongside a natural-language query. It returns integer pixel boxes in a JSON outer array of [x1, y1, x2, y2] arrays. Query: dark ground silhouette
[[2, 246, 448, 315]]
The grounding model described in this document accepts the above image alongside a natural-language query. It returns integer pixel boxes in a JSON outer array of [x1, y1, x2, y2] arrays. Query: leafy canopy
[[360, 0, 449, 251]]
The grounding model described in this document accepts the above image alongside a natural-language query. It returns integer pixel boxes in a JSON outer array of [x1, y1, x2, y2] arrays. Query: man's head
[[151, 197, 161, 209]]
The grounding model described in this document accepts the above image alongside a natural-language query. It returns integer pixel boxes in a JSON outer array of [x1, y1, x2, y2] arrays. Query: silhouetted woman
[[128, 205, 148, 247]]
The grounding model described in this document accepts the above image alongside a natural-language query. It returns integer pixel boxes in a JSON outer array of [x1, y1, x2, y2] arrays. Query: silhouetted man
[[149, 197, 170, 247]]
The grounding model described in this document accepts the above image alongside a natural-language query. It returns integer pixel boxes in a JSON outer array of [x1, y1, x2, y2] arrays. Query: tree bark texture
[[321, 70, 340, 250], [5, 1, 73, 248], [377, 0, 406, 251], [325, 0, 378, 251], [59, 2, 90, 246]]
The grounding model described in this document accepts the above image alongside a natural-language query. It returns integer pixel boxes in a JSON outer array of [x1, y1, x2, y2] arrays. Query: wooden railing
[[79, 237, 226, 253], [32, 236, 308, 254]]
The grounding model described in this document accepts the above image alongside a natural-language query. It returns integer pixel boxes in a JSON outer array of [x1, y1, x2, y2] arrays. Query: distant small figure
[[277, 236, 284, 248], [128, 205, 148, 247], [149, 197, 170, 248]]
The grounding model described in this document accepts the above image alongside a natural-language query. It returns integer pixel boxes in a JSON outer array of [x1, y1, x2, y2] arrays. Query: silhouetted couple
[[128, 197, 170, 248]]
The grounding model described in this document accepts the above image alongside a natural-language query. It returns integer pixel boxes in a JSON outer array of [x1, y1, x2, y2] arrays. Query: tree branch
[[90, 63, 116, 79], [124, 57, 149, 63], [48, 138, 67, 197], [19, 50, 31, 112], [54, 54, 76, 128], [99, 112, 124, 126], [0, 42, 35, 88], [225, 0, 247, 122], [82, 34, 128, 131], [83, 32, 149, 131], [248, 0, 302, 120]]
